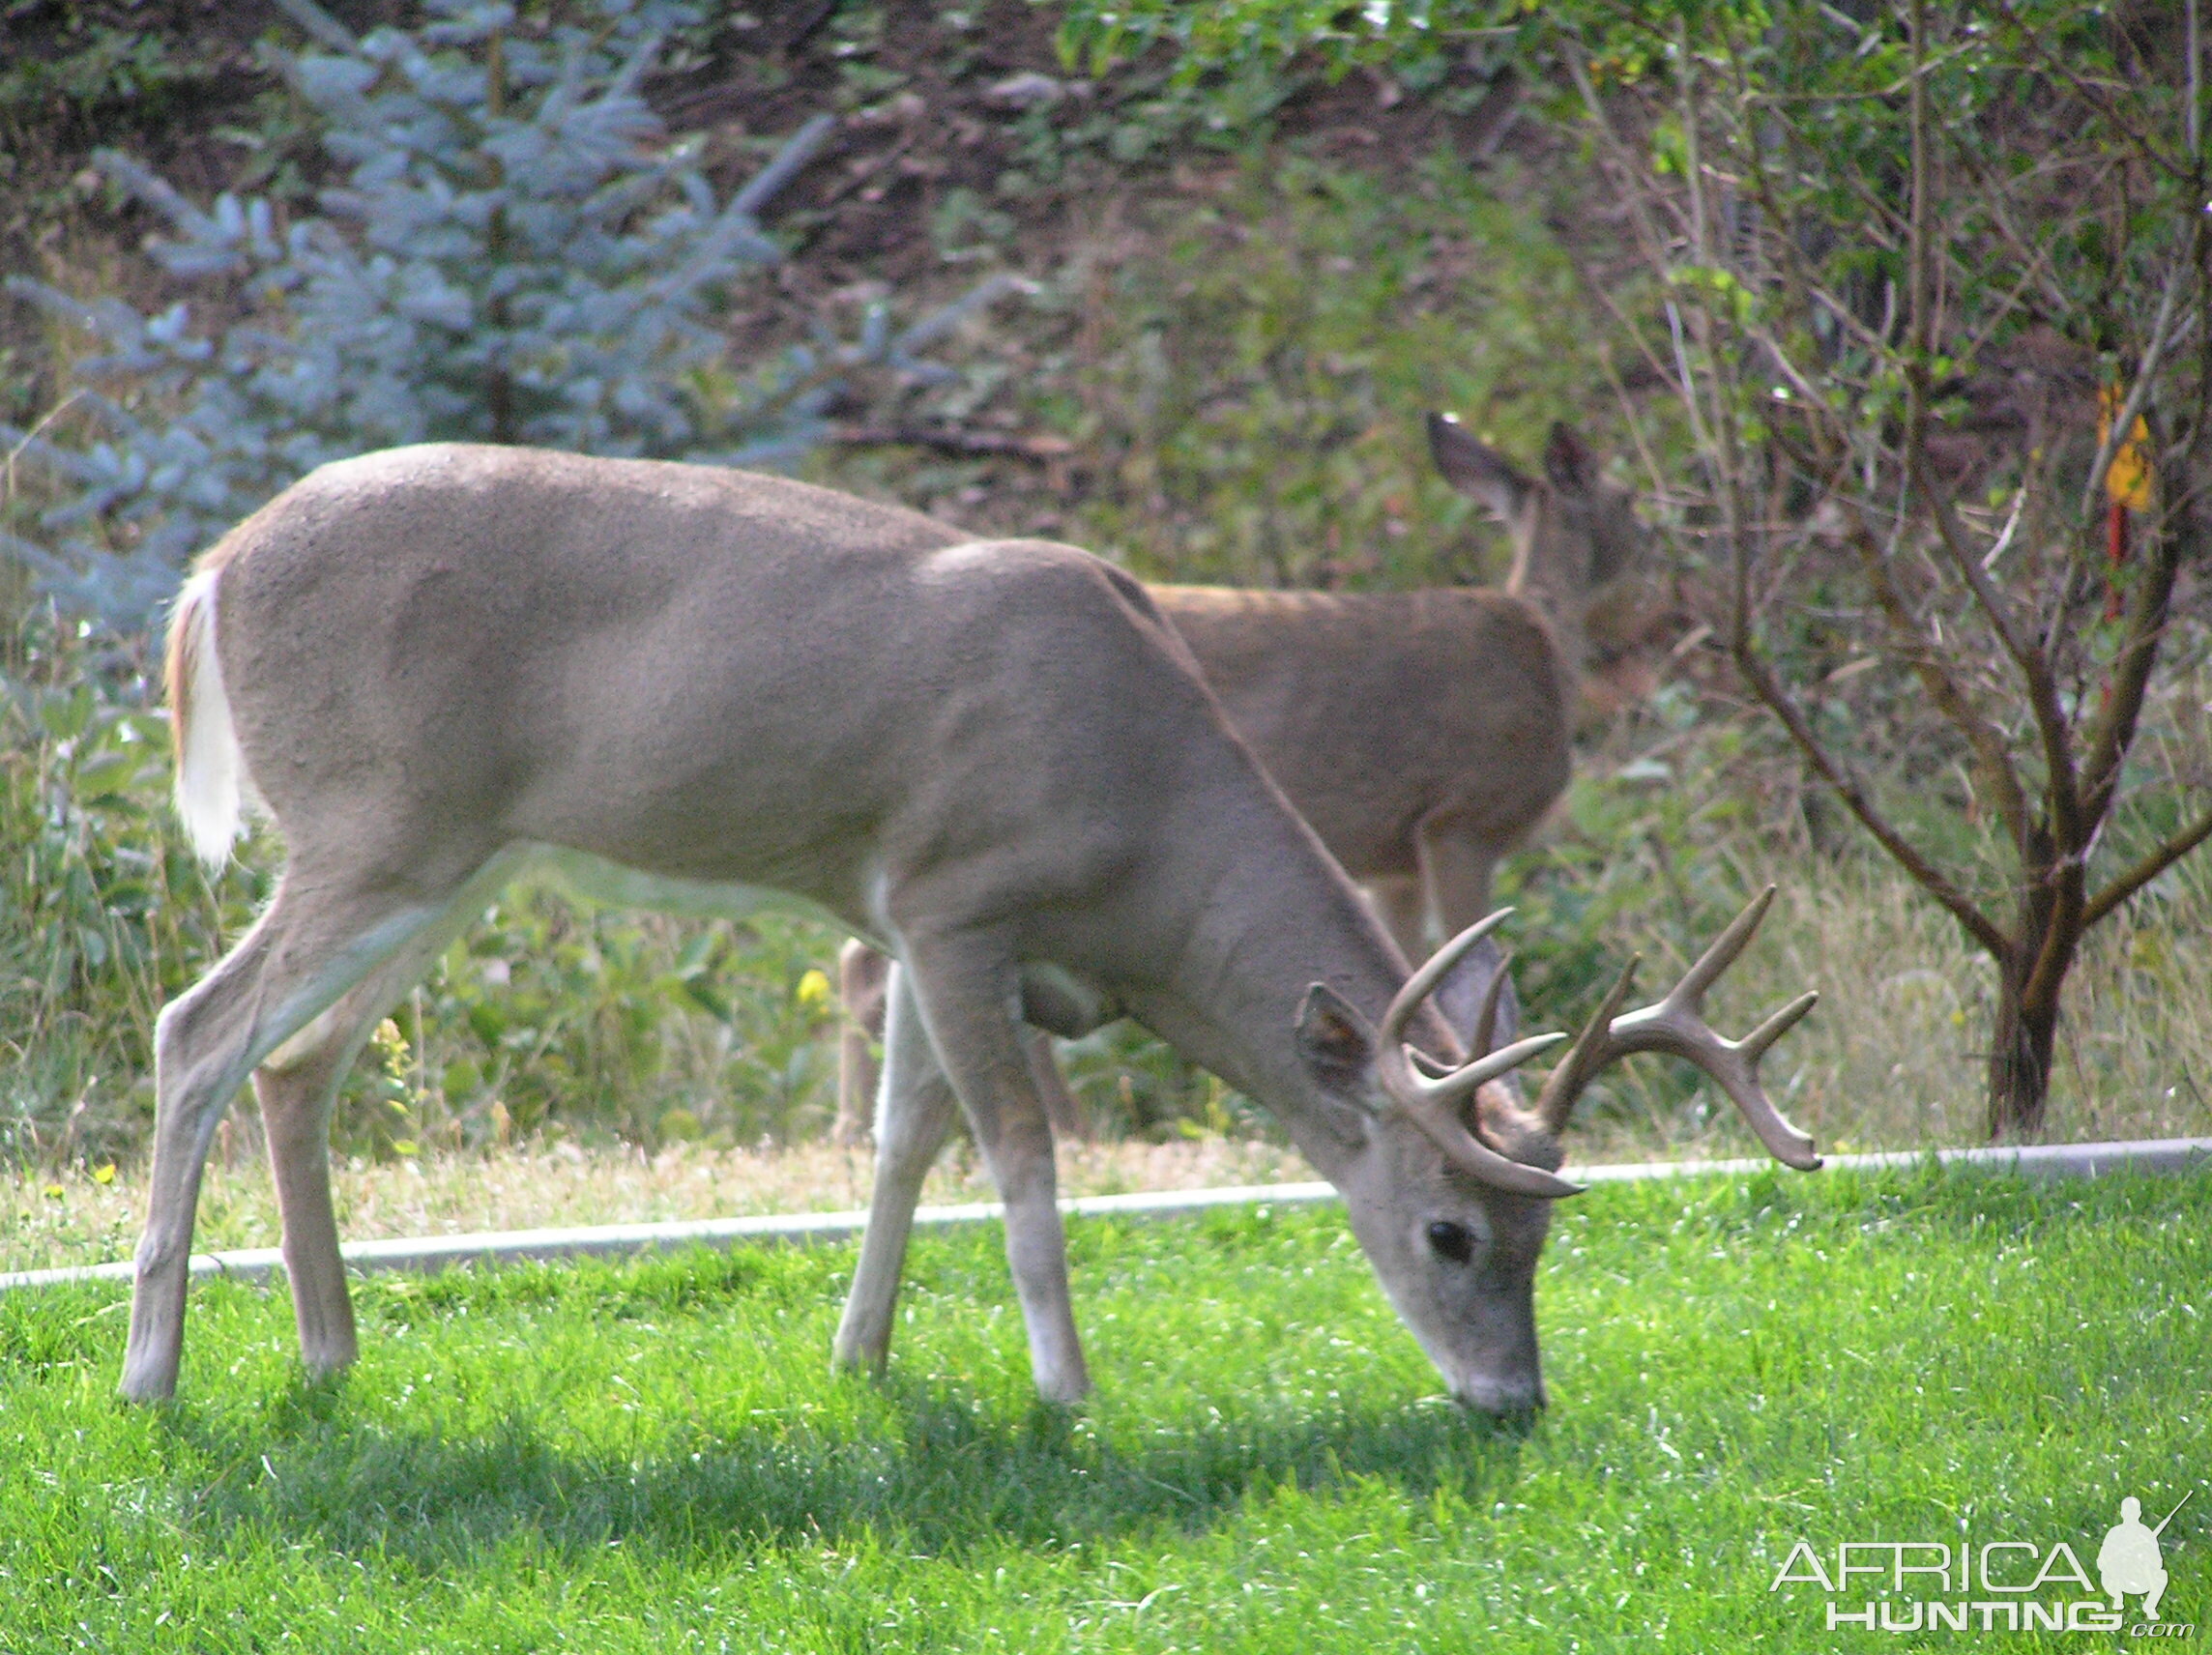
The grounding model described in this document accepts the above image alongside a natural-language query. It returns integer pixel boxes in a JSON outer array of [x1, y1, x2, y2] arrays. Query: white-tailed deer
[[130, 442, 1689, 1408], [833, 413, 1659, 1142]]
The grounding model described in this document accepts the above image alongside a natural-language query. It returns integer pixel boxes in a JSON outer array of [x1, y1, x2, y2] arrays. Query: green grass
[[2, 1164, 2204, 1651]]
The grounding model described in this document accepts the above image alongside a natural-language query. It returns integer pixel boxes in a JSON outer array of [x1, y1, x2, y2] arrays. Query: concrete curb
[[5, 1135, 2206, 1294]]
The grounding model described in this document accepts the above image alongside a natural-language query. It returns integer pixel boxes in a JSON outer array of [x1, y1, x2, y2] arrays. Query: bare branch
[[2081, 501, 2190, 828], [1563, 48, 1685, 290], [1732, 624, 2012, 957], [2191, 0, 2203, 160], [827, 423, 1075, 462], [1987, 0, 2190, 180], [1947, 141, 2105, 319], [1895, 0, 2082, 857], [1906, 447, 2085, 854], [2083, 802, 2212, 928], [1834, 494, 2034, 851], [1908, 0, 1936, 365]]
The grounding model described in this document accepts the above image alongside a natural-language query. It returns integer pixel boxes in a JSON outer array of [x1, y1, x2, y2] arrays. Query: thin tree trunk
[[1987, 943, 2060, 1141], [1985, 845, 2076, 1140]]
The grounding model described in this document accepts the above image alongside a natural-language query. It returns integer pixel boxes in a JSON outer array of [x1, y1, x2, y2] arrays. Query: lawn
[[1, 1162, 2203, 1652]]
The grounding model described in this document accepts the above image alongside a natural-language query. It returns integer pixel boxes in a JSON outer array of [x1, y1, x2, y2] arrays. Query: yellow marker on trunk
[[2099, 384, 2153, 510]]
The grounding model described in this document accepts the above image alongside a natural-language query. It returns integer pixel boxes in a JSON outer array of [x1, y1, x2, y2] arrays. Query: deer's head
[[1294, 895, 1819, 1413], [1291, 913, 1568, 1411], [1427, 411, 1660, 709]]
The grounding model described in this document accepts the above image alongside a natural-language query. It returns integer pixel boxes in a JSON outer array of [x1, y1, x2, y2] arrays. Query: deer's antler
[[1534, 886, 1820, 1170], [1376, 910, 1578, 1199]]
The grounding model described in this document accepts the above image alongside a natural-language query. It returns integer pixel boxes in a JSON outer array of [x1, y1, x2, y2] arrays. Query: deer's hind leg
[[249, 859, 513, 1379], [1412, 818, 1521, 1055], [123, 852, 499, 1404], [832, 938, 892, 1146], [833, 938, 1088, 1147]]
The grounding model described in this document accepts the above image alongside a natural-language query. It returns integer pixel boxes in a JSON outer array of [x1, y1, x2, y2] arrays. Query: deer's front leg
[[1413, 823, 1521, 1054], [1367, 875, 1432, 962], [833, 961, 959, 1377], [897, 927, 1090, 1404]]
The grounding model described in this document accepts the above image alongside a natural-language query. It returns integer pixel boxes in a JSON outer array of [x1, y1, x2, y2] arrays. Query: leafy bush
[[1052, 149, 1640, 590], [0, 610, 260, 1168], [385, 897, 847, 1157]]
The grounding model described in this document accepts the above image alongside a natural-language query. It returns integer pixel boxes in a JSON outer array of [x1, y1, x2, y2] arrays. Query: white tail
[[164, 565, 249, 869]]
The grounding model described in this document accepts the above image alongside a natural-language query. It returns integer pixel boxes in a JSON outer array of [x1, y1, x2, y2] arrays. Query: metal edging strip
[[3, 1136, 2206, 1293]]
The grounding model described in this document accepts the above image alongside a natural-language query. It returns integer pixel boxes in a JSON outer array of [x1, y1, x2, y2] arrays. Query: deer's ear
[[1295, 984, 1376, 1085], [1543, 421, 1594, 494], [1428, 411, 1530, 523]]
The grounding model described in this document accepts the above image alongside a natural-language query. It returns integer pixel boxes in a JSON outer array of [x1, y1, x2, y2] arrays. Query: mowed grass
[[0, 1166, 2203, 1652]]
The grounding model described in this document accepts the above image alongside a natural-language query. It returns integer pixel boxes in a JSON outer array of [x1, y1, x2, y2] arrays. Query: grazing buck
[[833, 413, 1660, 1141], [133, 444, 1814, 1412]]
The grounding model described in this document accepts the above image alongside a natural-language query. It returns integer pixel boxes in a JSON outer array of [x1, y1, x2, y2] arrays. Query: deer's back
[[202, 445, 1257, 936], [1152, 585, 1571, 879]]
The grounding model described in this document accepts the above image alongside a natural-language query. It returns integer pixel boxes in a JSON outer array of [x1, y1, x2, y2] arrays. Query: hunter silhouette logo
[[2102, 1494, 2190, 1623]]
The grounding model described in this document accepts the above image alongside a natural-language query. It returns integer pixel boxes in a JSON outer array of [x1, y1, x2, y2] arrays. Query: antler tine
[[1741, 989, 1820, 1060], [1387, 912, 1564, 1110], [1378, 907, 1514, 1054], [1667, 884, 1778, 1013], [1607, 994, 1821, 1169], [1374, 910, 1581, 1199], [1535, 955, 1641, 1132], [1471, 946, 1514, 1060], [1539, 889, 1822, 1170], [1379, 1032, 1581, 1199], [1411, 1031, 1566, 1109]]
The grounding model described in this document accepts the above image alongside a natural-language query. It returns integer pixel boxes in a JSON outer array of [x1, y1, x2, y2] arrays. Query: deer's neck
[[1503, 506, 1589, 687], [1124, 805, 1446, 1183]]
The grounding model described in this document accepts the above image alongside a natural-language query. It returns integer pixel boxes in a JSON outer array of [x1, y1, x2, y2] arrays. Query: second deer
[[834, 412, 1660, 1141]]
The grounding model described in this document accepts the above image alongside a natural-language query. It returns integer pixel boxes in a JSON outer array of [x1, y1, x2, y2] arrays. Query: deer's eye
[[1427, 1220, 1475, 1263]]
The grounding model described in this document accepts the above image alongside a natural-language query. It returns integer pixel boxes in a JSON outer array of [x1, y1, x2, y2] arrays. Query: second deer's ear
[[1428, 411, 1530, 523], [1295, 983, 1376, 1085]]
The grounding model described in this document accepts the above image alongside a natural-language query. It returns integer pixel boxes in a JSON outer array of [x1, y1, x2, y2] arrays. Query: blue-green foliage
[[2, 0, 1013, 630]]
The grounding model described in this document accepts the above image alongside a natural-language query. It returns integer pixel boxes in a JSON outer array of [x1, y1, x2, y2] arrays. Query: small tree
[[1555, 0, 2209, 1137], [4, 0, 1017, 630], [1057, 0, 2211, 1139]]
